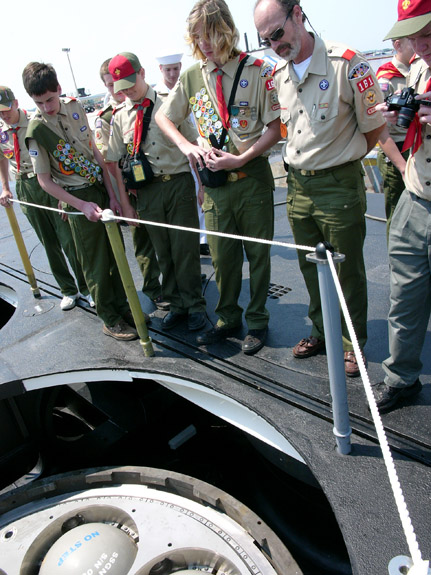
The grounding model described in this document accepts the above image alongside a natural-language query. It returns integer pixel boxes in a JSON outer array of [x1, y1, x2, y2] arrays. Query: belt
[[291, 161, 356, 177], [64, 183, 92, 192], [152, 172, 188, 183], [227, 171, 247, 182], [16, 172, 36, 180]]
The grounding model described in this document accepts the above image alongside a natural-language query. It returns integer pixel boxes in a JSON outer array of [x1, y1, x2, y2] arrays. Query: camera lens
[[397, 106, 416, 129]]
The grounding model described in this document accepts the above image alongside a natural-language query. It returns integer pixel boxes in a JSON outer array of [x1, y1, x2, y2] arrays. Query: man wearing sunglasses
[[255, 0, 385, 377]]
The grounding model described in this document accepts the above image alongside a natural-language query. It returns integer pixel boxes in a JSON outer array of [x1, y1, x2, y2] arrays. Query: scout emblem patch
[[52, 139, 102, 183], [189, 87, 229, 146]]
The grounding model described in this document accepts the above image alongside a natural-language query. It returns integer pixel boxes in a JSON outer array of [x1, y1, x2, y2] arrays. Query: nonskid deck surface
[[0, 184, 430, 574]]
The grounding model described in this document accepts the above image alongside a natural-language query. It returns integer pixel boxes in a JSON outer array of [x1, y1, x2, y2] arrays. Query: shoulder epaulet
[[253, 58, 264, 67], [342, 49, 356, 61]]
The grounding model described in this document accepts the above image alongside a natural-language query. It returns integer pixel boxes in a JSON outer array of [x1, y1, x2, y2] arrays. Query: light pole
[[62, 48, 79, 97]]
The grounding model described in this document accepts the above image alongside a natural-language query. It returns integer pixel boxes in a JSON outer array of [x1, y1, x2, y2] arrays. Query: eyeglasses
[[260, 7, 293, 48]]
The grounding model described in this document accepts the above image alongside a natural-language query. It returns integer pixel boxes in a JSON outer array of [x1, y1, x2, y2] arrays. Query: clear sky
[[4, 0, 398, 110]]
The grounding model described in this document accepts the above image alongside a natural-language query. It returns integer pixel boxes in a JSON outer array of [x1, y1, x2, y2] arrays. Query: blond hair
[[186, 0, 240, 65]]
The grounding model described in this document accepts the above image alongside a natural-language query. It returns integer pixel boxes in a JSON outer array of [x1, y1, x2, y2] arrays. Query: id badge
[[131, 160, 145, 182]]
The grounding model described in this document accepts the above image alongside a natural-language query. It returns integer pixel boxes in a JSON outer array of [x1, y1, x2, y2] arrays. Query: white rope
[[9, 197, 84, 216], [326, 250, 428, 575], [8, 199, 315, 252]]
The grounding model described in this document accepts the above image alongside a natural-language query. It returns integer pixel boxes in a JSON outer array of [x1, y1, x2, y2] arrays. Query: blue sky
[[5, 0, 397, 109]]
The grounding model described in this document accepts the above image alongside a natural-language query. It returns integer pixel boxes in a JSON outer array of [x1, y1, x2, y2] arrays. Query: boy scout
[[0, 86, 91, 311], [255, 0, 385, 375], [96, 58, 165, 310], [22, 62, 140, 341], [106, 52, 206, 331], [374, 0, 431, 412], [155, 0, 281, 355]]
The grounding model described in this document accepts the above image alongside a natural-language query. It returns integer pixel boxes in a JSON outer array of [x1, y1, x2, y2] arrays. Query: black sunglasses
[[260, 7, 294, 48]]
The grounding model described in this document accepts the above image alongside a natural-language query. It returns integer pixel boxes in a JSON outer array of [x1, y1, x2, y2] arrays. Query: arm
[[363, 123, 385, 155], [378, 125, 407, 177], [206, 118, 281, 171], [92, 138, 122, 216], [36, 172, 103, 222], [0, 157, 12, 207], [155, 109, 207, 168], [106, 161, 139, 227]]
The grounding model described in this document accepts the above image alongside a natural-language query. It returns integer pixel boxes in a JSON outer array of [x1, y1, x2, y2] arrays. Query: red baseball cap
[[109, 52, 142, 92], [384, 0, 431, 40]]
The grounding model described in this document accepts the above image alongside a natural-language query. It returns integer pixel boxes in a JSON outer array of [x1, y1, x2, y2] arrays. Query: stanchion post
[[4, 203, 41, 298], [306, 242, 351, 455], [101, 210, 154, 357]]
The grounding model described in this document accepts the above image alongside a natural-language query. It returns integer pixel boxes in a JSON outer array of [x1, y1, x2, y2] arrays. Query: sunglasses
[[260, 7, 293, 48]]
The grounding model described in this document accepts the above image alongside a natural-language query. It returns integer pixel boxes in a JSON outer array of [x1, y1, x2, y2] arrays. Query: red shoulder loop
[[239, 52, 248, 62], [70, 97, 77, 101], [342, 49, 355, 61], [253, 58, 264, 67], [97, 109, 103, 117], [271, 64, 278, 76], [409, 53, 417, 65]]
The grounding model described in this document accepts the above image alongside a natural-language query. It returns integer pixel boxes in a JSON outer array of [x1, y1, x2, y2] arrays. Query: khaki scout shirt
[[107, 85, 196, 176], [0, 109, 35, 177], [94, 96, 124, 159], [161, 54, 280, 156], [404, 59, 431, 201], [274, 34, 385, 170], [27, 98, 101, 188], [377, 56, 409, 144]]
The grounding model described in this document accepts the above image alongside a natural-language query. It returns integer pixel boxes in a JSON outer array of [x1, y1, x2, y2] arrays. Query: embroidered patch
[[29, 149, 38, 156], [319, 79, 329, 91], [261, 65, 273, 77], [3, 150, 13, 159], [356, 75, 375, 93], [72, 113, 80, 120], [95, 119, 103, 129], [266, 78, 275, 91], [239, 101, 249, 106], [364, 89, 377, 106], [80, 126, 87, 132], [240, 79, 249, 88], [367, 105, 378, 115], [272, 103, 281, 111], [348, 62, 370, 79]]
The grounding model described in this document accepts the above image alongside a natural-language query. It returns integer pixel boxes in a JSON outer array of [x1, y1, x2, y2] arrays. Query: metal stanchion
[[307, 242, 351, 455], [4, 203, 41, 298], [101, 209, 155, 357]]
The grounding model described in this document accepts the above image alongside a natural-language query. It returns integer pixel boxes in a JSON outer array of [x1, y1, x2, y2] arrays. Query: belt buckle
[[300, 169, 315, 176], [161, 174, 171, 182], [228, 172, 239, 182]]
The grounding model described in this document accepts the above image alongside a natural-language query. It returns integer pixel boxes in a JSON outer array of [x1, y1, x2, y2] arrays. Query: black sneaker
[[200, 243, 210, 256], [197, 324, 241, 345], [188, 312, 206, 331], [162, 311, 187, 330], [372, 379, 422, 413]]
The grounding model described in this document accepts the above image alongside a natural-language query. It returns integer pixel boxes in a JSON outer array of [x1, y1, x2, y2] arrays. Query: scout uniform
[[98, 96, 162, 302], [0, 107, 88, 298], [273, 35, 385, 351], [162, 54, 280, 331], [107, 85, 205, 316], [26, 98, 130, 327], [376, 55, 410, 233], [382, 58, 431, 388]]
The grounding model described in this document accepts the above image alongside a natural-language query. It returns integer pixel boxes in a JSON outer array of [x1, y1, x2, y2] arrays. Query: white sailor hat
[[156, 53, 183, 66]]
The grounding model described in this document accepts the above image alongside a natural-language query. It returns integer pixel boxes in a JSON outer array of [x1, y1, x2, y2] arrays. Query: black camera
[[386, 87, 431, 129]]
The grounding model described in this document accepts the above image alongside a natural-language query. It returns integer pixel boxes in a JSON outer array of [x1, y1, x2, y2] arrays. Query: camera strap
[[215, 54, 249, 150]]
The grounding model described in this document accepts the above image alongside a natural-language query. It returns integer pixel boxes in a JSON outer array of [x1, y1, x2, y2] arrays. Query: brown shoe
[[103, 319, 138, 341], [344, 350, 366, 378], [293, 336, 325, 358]]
